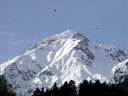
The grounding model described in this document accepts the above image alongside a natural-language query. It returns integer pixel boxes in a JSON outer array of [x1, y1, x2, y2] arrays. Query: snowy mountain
[[0, 30, 128, 96]]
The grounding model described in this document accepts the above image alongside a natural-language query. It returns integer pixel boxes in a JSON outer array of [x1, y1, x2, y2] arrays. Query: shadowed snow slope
[[0, 30, 128, 96], [112, 59, 128, 83]]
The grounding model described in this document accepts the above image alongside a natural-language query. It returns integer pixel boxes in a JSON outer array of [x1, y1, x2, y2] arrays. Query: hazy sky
[[0, 0, 128, 63]]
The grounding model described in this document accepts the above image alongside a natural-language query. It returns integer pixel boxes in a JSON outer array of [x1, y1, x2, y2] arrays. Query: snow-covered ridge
[[28, 30, 79, 51], [0, 30, 128, 96], [112, 59, 128, 83]]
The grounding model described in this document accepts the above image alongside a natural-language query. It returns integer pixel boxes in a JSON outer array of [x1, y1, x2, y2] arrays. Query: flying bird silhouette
[[96, 26, 99, 30], [54, 9, 56, 12]]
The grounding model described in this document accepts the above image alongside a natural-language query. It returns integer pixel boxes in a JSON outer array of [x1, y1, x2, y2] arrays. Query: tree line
[[32, 80, 128, 96], [0, 74, 128, 96]]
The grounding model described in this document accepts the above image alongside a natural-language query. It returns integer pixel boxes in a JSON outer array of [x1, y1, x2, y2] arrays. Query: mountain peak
[[54, 30, 84, 40], [29, 30, 88, 51], [59, 30, 88, 40], [58, 30, 78, 38], [0, 30, 128, 96]]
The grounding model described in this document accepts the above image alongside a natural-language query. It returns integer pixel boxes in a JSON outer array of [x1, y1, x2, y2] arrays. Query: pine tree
[[60, 81, 70, 96], [44, 89, 51, 96], [51, 83, 60, 96], [68, 80, 77, 96], [78, 80, 89, 96], [32, 88, 41, 96], [39, 87, 44, 96]]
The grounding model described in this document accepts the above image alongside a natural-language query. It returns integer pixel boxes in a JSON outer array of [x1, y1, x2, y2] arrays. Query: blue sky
[[0, 0, 128, 63]]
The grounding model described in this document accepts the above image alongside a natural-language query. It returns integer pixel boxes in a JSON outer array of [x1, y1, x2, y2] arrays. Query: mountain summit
[[0, 30, 128, 96]]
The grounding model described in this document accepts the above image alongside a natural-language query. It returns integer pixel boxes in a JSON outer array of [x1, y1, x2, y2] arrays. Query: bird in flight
[[54, 9, 56, 12], [96, 26, 99, 30]]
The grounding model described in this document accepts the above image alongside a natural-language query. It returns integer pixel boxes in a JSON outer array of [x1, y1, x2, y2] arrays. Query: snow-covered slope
[[112, 59, 128, 83], [0, 30, 128, 96]]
